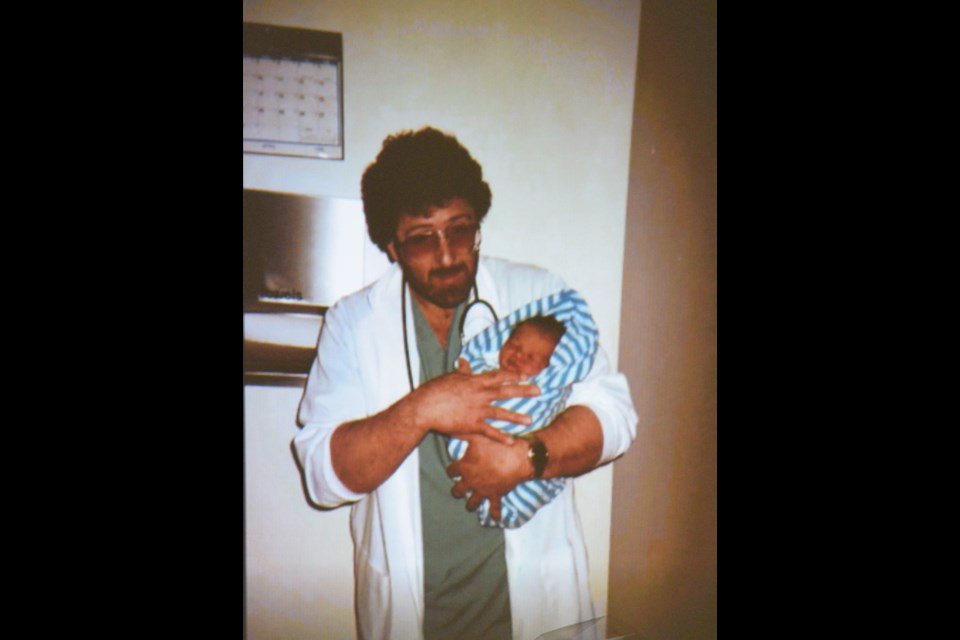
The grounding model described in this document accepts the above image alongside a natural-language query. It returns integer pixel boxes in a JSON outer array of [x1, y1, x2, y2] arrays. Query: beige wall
[[608, 1, 717, 639], [243, 1, 642, 638]]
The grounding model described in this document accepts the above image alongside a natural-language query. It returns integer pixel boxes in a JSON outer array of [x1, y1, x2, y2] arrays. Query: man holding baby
[[294, 126, 637, 640]]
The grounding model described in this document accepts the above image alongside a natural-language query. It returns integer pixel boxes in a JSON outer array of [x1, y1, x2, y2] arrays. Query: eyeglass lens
[[399, 223, 478, 257]]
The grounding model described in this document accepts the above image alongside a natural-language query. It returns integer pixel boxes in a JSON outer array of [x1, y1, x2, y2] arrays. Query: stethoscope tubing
[[401, 276, 499, 392]]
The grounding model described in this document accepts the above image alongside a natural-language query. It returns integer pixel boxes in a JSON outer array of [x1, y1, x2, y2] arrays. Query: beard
[[403, 261, 475, 309]]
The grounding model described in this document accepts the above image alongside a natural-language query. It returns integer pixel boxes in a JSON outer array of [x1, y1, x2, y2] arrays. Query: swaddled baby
[[498, 315, 566, 379], [449, 287, 599, 528]]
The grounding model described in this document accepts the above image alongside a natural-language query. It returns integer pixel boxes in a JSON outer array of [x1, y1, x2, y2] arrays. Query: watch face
[[528, 437, 548, 478]]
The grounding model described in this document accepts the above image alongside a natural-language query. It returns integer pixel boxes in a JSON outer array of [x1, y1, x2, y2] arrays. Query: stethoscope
[[401, 277, 499, 392]]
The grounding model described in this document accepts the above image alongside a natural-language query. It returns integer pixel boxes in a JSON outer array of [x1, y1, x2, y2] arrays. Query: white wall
[[243, 2, 641, 637], [245, 385, 356, 640]]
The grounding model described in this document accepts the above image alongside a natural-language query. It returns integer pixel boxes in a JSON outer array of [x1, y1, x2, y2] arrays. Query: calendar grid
[[243, 23, 343, 160]]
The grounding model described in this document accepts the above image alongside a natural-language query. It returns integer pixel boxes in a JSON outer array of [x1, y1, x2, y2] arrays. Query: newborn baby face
[[498, 323, 560, 378]]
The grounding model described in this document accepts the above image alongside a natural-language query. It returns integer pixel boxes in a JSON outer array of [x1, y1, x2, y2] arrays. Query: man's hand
[[444, 405, 606, 521], [446, 434, 533, 522], [410, 358, 541, 445], [329, 358, 540, 496]]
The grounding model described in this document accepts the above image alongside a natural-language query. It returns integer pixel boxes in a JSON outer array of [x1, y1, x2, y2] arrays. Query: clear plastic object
[[535, 616, 642, 640]]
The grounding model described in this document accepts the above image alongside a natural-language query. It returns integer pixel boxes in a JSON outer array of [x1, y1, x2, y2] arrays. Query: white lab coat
[[294, 257, 638, 640]]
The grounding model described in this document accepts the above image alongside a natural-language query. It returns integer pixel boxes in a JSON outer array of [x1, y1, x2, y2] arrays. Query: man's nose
[[436, 232, 454, 265]]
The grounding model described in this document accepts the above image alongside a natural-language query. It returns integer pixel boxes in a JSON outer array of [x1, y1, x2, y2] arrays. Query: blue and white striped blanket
[[448, 288, 599, 528]]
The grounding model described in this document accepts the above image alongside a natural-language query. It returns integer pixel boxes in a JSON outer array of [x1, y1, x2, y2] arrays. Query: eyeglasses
[[395, 221, 480, 258]]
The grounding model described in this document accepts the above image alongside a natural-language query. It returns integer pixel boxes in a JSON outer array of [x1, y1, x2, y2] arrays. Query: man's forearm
[[535, 405, 604, 479], [447, 404, 605, 518], [328, 363, 537, 496], [330, 396, 426, 495]]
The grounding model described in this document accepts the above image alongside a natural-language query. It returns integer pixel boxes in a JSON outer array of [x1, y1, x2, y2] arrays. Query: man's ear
[[386, 240, 398, 263]]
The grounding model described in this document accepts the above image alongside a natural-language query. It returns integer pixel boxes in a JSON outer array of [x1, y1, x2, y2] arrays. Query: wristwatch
[[526, 434, 549, 479]]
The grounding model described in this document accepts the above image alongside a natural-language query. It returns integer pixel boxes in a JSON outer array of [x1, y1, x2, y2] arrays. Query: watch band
[[526, 434, 549, 479]]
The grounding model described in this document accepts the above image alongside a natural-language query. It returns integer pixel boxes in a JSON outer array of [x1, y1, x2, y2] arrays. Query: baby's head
[[499, 315, 566, 378]]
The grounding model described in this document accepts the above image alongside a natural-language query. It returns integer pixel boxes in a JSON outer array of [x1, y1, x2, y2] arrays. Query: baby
[[498, 315, 566, 379], [449, 288, 599, 528]]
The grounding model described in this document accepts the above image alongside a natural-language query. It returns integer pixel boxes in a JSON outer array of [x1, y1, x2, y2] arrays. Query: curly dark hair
[[360, 127, 492, 254]]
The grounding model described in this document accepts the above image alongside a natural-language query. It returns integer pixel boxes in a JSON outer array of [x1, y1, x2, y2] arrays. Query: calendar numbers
[[243, 55, 342, 158]]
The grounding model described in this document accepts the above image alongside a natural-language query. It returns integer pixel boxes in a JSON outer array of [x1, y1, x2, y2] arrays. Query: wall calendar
[[243, 23, 344, 160]]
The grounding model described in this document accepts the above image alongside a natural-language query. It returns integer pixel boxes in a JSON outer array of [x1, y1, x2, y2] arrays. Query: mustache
[[429, 264, 468, 279]]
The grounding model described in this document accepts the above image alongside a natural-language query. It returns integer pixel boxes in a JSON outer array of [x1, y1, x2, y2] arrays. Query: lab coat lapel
[[364, 265, 425, 629]]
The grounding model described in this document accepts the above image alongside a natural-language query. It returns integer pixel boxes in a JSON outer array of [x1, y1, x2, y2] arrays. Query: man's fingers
[[446, 461, 461, 478], [493, 382, 541, 399], [477, 422, 516, 445], [488, 406, 533, 427], [457, 357, 472, 374], [479, 368, 525, 385], [465, 493, 483, 512], [488, 496, 503, 523], [450, 480, 468, 499]]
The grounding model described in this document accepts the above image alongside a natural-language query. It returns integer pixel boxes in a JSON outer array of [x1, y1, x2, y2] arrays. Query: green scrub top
[[412, 299, 513, 640]]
